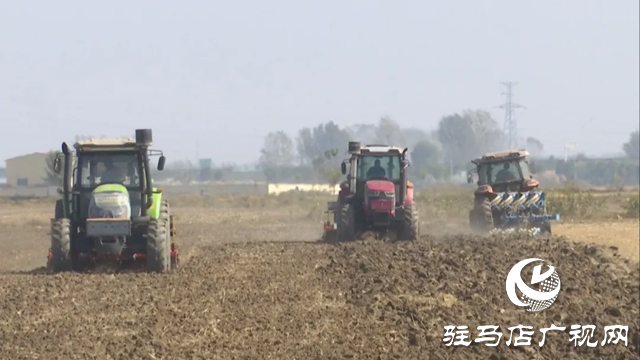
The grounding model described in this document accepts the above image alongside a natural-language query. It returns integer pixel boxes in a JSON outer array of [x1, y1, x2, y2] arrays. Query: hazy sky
[[1, 0, 638, 165]]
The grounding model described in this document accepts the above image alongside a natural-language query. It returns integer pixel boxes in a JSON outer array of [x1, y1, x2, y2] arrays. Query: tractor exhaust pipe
[[61, 142, 72, 218], [399, 148, 408, 206]]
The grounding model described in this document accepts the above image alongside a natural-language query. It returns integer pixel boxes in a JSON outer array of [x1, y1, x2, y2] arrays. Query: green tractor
[[47, 129, 177, 273]]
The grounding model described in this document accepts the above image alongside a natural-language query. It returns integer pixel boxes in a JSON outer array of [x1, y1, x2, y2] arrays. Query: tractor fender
[[474, 185, 494, 197], [522, 178, 540, 191], [404, 181, 415, 206], [148, 188, 164, 219]]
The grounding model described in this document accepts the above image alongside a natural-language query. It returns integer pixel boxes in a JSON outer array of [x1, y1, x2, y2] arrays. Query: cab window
[[357, 155, 401, 181], [77, 153, 141, 188], [477, 160, 522, 184]]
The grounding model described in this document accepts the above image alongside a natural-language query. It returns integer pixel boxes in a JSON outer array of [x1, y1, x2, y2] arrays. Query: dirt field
[[0, 193, 638, 359]]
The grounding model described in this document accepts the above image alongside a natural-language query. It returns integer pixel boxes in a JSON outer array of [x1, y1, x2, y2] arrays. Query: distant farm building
[[5, 152, 48, 186]]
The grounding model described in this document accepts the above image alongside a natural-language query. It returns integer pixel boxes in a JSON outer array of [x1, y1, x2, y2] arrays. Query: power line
[[497, 82, 525, 149]]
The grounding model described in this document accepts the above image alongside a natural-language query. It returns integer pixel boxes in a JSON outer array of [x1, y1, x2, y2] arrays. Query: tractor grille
[[366, 189, 396, 212], [367, 191, 396, 198], [370, 199, 395, 211]]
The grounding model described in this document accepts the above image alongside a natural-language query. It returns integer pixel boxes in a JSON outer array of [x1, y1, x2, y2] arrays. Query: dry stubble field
[[0, 189, 638, 359]]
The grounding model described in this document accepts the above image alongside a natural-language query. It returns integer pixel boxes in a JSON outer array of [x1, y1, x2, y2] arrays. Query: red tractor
[[323, 141, 419, 242]]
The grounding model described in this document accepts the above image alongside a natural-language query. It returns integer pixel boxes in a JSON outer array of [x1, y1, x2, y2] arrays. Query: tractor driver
[[367, 159, 387, 178], [101, 157, 126, 183], [495, 162, 517, 182]]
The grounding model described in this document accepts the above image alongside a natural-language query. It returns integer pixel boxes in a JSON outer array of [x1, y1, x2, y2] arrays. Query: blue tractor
[[466, 149, 560, 235]]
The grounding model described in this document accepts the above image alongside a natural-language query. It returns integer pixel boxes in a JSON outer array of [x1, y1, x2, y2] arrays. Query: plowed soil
[[0, 201, 638, 359]]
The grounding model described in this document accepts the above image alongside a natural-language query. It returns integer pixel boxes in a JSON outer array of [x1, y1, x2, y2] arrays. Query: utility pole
[[564, 141, 579, 181], [564, 141, 577, 162], [497, 82, 525, 149]]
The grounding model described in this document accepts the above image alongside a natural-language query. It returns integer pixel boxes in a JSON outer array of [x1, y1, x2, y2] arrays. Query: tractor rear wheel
[[470, 197, 494, 232], [54, 199, 63, 219], [50, 218, 72, 272], [146, 218, 171, 273], [337, 203, 356, 242], [399, 204, 419, 241], [540, 221, 552, 235], [159, 199, 178, 269]]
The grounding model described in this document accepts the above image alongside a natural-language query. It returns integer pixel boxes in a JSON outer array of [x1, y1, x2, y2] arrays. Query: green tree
[[436, 113, 476, 171], [346, 118, 428, 148], [374, 116, 405, 146], [258, 131, 297, 182], [170, 160, 196, 184], [259, 131, 296, 168], [212, 165, 235, 182], [437, 109, 505, 172], [401, 127, 430, 148], [526, 137, 544, 157], [623, 130, 639, 159], [345, 123, 378, 144], [410, 139, 443, 181], [43, 150, 63, 185], [312, 149, 342, 187], [295, 121, 350, 165]]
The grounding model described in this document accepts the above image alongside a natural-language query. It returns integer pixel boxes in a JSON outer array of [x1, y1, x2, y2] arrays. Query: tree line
[[27, 125, 640, 187], [258, 112, 639, 186], [258, 110, 511, 184]]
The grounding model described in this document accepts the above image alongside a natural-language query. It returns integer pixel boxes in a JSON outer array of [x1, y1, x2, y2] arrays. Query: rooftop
[[5, 152, 49, 162], [360, 144, 404, 153], [75, 138, 137, 147], [480, 149, 529, 159]]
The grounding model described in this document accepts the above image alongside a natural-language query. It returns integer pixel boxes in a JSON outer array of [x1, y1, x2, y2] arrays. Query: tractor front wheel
[[146, 218, 171, 273], [337, 203, 356, 242], [50, 218, 72, 272]]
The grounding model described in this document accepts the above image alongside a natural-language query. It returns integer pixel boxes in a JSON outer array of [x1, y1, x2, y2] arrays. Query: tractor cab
[[322, 141, 419, 242], [466, 149, 559, 235], [67, 140, 164, 221], [48, 129, 176, 273], [339, 142, 412, 225], [467, 149, 538, 193]]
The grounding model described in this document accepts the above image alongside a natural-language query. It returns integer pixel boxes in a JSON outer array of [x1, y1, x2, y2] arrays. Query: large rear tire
[[540, 221, 552, 235], [50, 219, 72, 272], [159, 199, 178, 269], [399, 204, 419, 241], [337, 203, 356, 242], [470, 197, 494, 232], [146, 218, 171, 273]]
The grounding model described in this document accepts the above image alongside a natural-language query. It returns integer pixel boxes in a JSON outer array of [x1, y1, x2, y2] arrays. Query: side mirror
[[529, 161, 537, 174], [466, 173, 473, 184], [61, 142, 69, 155], [402, 160, 410, 169], [53, 157, 62, 173], [340, 162, 347, 175], [157, 156, 166, 171]]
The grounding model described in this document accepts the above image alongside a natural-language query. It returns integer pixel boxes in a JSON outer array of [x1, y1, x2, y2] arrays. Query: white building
[[5, 152, 49, 186]]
